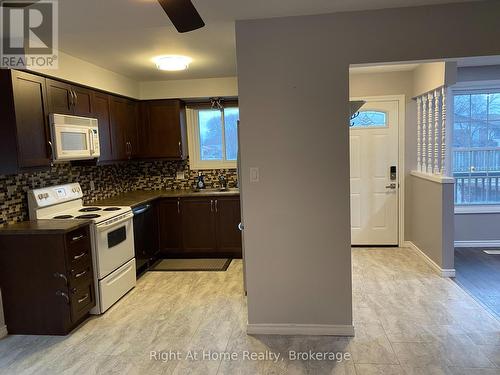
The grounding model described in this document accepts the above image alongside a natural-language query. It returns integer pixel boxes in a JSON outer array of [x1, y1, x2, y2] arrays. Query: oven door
[[95, 212, 135, 279], [52, 124, 93, 161]]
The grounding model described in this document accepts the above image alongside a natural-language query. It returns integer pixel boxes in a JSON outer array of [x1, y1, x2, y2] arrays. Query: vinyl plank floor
[[454, 247, 500, 317]]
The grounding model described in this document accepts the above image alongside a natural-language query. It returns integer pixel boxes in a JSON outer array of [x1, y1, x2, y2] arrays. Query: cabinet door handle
[[177, 200, 180, 214], [48, 141, 54, 166], [74, 270, 87, 278], [73, 251, 87, 260], [129, 142, 133, 157], [53, 272, 68, 284], [56, 290, 69, 304], [71, 234, 84, 242], [77, 294, 89, 304], [210, 200, 214, 212], [215, 199, 218, 213], [69, 90, 75, 107], [72, 90, 78, 107], [178, 141, 182, 156]]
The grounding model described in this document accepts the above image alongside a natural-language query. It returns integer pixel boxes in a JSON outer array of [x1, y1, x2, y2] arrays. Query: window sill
[[189, 162, 237, 171], [455, 205, 500, 214]]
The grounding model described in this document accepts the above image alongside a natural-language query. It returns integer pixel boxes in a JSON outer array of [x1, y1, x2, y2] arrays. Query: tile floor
[[1, 248, 500, 374]]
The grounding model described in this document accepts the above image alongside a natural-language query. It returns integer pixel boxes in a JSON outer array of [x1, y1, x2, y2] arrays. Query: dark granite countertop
[[90, 188, 240, 208], [0, 219, 90, 235]]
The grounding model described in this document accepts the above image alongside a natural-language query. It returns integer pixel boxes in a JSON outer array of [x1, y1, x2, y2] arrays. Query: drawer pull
[[71, 234, 85, 242], [78, 294, 89, 304], [74, 270, 87, 278], [73, 251, 87, 260], [56, 290, 69, 303]]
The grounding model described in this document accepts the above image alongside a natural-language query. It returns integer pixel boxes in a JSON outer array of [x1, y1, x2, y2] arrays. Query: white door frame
[[349, 94, 406, 247]]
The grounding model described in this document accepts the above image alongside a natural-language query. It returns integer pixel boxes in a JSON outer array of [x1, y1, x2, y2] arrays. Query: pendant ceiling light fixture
[[154, 55, 192, 71]]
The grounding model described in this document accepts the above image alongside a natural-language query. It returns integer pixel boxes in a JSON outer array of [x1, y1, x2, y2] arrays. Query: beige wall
[[412, 62, 457, 97], [236, 0, 500, 331], [28, 51, 140, 98], [139, 77, 238, 100]]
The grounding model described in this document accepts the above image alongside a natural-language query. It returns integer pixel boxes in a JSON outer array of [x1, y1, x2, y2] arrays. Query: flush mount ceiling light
[[154, 55, 192, 71]]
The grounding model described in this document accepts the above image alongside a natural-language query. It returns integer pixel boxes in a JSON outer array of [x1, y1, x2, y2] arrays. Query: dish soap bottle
[[196, 172, 206, 190]]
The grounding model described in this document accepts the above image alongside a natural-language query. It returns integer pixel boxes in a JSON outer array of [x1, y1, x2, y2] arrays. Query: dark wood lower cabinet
[[158, 199, 182, 255], [215, 197, 242, 254], [0, 223, 95, 335], [158, 195, 242, 258], [181, 198, 218, 253]]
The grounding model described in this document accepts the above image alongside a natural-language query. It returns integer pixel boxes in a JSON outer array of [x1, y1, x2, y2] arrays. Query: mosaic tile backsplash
[[0, 160, 238, 225]]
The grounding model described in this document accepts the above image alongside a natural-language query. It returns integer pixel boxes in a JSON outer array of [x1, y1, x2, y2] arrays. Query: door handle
[[215, 200, 218, 213], [177, 200, 180, 214], [72, 90, 78, 107], [178, 141, 182, 156], [210, 200, 214, 212], [385, 183, 397, 189]]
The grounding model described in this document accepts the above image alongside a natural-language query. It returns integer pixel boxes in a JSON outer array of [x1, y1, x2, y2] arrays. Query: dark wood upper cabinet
[[158, 199, 182, 254], [91, 92, 113, 162], [0, 69, 51, 174], [215, 197, 242, 253], [181, 198, 217, 253], [72, 86, 93, 116], [109, 96, 138, 160], [46, 79, 93, 117], [46, 79, 73, 115], [140, 100, 187, 159]]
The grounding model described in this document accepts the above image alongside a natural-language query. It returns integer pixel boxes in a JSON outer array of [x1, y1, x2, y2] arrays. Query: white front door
[[350, 99, 399, 245]]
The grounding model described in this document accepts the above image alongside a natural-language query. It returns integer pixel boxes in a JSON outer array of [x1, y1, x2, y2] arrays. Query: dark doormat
[[149, 258, 232, 272]]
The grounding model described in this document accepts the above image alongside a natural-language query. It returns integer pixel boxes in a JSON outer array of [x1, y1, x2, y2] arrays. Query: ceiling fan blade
[[157, 0, 205, 33]]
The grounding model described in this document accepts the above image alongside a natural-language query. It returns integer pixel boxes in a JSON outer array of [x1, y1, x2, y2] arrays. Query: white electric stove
[[28, 183, 136, 314]]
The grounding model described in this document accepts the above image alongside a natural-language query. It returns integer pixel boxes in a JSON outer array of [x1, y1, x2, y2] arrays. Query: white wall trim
[[455, 205, 500, 214], [410, 170, 455, 184], [404, 241, 456, 277], [247, 323, 355, 336], [0, 325, 7, 339], [454, 240, 500, 248], [350, 94, 406, 247]]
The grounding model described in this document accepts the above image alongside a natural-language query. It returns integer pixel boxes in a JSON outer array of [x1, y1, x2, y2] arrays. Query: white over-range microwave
[[49, 114, 100, 162]]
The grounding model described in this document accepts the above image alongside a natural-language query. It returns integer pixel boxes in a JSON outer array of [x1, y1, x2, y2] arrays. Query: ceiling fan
[[157, 0, 205, 33], [1, 0, 205, 33]]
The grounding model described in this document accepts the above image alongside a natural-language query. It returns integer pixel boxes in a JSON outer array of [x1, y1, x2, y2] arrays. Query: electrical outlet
[[176, 171, 185, 180], [89, 180, 95, 191]]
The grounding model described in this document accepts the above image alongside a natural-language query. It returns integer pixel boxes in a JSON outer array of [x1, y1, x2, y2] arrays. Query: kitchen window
[[186, 106, 239, 170], [453, 89, 500, 208]]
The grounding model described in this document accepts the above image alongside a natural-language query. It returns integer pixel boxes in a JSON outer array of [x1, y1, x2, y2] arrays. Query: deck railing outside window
[[453, 91, 500, 205]]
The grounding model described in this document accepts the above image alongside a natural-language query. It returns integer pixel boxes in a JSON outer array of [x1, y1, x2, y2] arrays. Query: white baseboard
[[0, 325, 7, 339], [404, 241, 456, 278], [247, 323, 354, 336], [454, 240, 500, 248]]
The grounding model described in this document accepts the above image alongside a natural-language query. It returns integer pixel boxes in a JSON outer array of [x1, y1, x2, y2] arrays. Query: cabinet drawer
[[66, 245, 91, 266], [69, 279, 95, 323], [66, 227, 90, 249], [68, 262, 93, 287]]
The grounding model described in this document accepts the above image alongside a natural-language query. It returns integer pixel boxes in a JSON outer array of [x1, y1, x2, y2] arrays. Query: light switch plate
[[250, 167, 259, 183], [176, 171, 185, 180]]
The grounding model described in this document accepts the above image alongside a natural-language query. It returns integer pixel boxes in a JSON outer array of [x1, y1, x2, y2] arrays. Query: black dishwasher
[[132, 203, 159, 275]]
